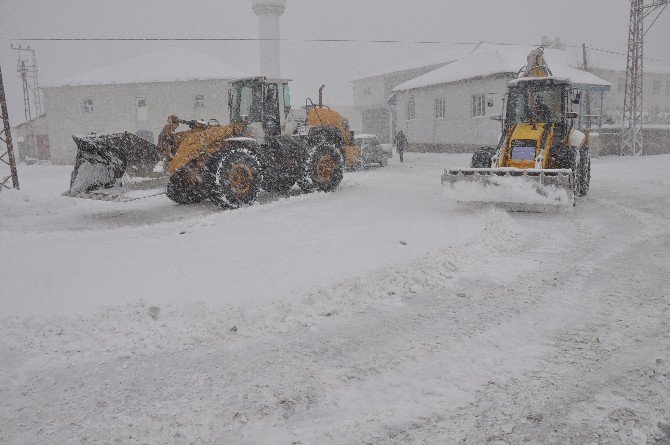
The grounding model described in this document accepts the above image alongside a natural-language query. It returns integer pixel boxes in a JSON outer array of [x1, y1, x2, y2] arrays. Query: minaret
[[252, 0, 286, 78]]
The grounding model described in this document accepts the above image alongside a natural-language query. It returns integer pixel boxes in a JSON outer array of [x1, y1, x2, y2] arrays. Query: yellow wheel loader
[[303, 85, 362, 170], [64, 77, 347, 207], [442, 48, 591, 211]]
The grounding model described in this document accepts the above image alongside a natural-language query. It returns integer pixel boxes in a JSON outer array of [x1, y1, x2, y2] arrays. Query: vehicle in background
[[353, 134, 392, 168]]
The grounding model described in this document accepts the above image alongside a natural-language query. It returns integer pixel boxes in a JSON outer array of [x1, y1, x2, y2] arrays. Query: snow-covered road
[[1, 153, 669, 444]]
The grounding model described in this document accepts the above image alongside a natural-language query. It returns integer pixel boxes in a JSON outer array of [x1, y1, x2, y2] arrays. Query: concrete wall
[[599, 126, 670, 156], [43, 79, 232, 164], [394, 76, 512, 152]]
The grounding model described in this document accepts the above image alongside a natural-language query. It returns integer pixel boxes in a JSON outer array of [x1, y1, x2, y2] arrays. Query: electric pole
[[621, 0, 669, 156], [11, 44, 43, 160], [0, 65, 20, 190]]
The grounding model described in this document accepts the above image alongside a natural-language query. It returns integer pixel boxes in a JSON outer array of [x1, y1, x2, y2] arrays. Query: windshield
[[506, 84, 565, 124], [231, 81, 263, 123]]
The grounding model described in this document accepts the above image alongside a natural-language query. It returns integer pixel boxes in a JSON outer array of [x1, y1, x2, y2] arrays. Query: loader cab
[[229, 77, 293, 144], [505, 78, 574, 127]]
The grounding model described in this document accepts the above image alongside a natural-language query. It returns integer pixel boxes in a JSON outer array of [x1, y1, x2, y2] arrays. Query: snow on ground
[[1, 152, 669, 444]]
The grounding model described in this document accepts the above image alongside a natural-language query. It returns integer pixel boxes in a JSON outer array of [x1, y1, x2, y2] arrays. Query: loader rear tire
[[207, 149, 262, 208], [471, 147, 496, 168], [297, 143, 344, 193], [166, 171, 207, 205]]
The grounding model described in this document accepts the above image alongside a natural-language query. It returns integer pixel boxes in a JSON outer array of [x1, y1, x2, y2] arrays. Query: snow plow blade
[[441, 168, 575, 212], [64, 132, 167, 201]]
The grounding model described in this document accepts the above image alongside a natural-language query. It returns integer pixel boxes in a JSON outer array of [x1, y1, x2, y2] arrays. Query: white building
[[353, 43, 670, 151], [10, 114, 48, 162], [41, 47, 244, 164], [392, 46, 611, 152]]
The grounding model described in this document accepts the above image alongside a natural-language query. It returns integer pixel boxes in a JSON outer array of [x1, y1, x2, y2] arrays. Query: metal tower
[[621, 0, 669, 155], [0, 66, 20, 190], [11, 44, 43, 160]]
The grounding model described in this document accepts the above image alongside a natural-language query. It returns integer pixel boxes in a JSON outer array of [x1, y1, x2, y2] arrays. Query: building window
[[472, 94, 486, 117], [195, 94, 205, 108], [406, 95, 415, 121], [434, 98, 446, 119], [363, 87, 372, 97], [83, 98, 94, 113], [652, 81, 661, 95]]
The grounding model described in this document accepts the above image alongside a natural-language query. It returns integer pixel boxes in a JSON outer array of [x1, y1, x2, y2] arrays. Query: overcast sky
[[1, 0, 668, 125]]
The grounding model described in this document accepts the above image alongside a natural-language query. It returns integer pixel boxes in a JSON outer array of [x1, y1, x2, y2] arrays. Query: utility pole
[[0, 65, 20, 190], [621, 0, 669, 156], [581, 43, 592, 128], [11, 44, 43, 160]]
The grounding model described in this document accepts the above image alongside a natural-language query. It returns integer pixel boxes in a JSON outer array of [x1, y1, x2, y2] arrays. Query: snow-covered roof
[[43, 47, 246, 88], [355, 44, 478, 80], [393, 46, 612, 92]]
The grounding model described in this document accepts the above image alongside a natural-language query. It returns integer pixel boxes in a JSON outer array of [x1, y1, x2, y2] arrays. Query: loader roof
[[44, 47, 246, 88]]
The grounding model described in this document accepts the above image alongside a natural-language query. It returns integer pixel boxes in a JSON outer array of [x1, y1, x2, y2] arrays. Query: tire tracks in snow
[[2, 187, 669, 444]]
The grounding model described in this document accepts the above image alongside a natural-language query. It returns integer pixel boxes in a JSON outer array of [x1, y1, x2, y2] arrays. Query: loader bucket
[[65, 132, 166, 200], [441, 167, 575, 212]]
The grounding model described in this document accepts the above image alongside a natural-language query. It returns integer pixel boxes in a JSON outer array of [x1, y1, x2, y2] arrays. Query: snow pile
[[0, 219, 505, 373], [67, 161, 116, 194], [442, 173, 574, 211], [478, 206, 519, 249]]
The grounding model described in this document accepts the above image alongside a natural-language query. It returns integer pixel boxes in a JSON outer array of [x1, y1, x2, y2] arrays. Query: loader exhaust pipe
[[319, 84, 325, 107]]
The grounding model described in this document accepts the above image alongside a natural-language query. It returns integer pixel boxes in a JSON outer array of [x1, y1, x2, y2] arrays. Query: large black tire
[[553, 146, 582, 202], [166, 170, 207, 205], [553, 146, 576, 170], [470, 147, 496, 168], [298, 144, 344, 193], [206, 148, 262, 208], [578, 148, 591, 197]]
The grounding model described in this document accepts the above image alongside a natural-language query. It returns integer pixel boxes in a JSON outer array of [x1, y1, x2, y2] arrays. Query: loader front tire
[[207, 149, 262, 208], [471, 147, 496, 168], [166, 170, 207, 205], [298, 143, 344, 193]]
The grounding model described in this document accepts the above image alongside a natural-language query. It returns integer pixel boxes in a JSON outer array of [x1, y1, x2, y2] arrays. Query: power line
[[0, 37, 564, 45], [285, 0, 363, 75], [0, 0, 20, 39], [4, 35, 669, 64], [586, 46, 670, 64]]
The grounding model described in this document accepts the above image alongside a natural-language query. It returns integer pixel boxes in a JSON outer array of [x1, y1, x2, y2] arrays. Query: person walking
[[394, 130, 407, 163]]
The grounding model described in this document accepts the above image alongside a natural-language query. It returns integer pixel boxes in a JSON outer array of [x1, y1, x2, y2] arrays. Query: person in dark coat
[[394, 130, 407, 163]]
